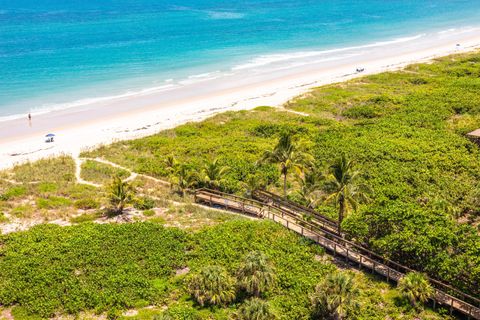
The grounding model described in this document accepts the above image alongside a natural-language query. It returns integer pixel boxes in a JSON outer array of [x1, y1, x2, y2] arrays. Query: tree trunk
[[410, 297, 417, 309], [117, 202, 124, 215], [338, 199, 344, 234]]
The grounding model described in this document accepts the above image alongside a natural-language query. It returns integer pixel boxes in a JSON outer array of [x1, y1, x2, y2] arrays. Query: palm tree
[[200, 158, 230, 190], [311, 272, 359, 320], [237, 298, 275, 320], [324, 155, 371, 233], [171, 165, 197, 196], [187, 265, 236, 307], [260, 132, 312, 198], [108, 175, 133, 214], [237, 251, 275, 297], [296, 167, 323, 209], [153, 313, 173, 320], [398, 272, 434, 309], [164, 154, 178, 175], [241, 174, 267, 198]]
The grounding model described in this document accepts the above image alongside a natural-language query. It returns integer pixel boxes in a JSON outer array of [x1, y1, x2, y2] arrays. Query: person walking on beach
[[28, 113, 32, 127]]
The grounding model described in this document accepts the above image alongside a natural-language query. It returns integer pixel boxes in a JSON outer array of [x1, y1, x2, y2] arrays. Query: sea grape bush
[[0, 220, 448, 319], [0, 223, 187, 317]]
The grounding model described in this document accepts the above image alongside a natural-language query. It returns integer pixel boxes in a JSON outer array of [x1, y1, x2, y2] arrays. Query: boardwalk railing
[[253, 189, 480, 310], [194, 188, 480, 319], [252, 190, 339, 234]]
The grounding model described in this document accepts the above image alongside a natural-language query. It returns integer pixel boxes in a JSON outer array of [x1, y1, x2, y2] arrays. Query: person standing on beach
[[28, 113, 32, 127]]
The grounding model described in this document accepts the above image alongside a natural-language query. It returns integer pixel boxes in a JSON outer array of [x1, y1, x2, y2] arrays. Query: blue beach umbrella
[[45, 133, 55, 137]]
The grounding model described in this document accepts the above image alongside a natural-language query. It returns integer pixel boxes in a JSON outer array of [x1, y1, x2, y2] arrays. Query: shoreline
[[1, 28, 480, 170]]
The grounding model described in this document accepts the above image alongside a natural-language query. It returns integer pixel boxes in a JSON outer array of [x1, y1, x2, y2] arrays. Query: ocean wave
[[178, 71, 223, 85], [257, 52, 363, 73], [439, 26, 479, 35], [0, 84, 178, 123], [231, 33, 426, 71], [438, 28, 457, 35], [0, 69, 233, 122], [169, 5, 192, 11], [37, 10, 68, 16], [362, 14, 382, 19], [205, 10, 245, 20], [168, 6, 245, 20]]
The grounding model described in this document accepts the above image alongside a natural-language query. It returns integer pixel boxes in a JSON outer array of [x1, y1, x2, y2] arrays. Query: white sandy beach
[[1, 28, 480, 169]]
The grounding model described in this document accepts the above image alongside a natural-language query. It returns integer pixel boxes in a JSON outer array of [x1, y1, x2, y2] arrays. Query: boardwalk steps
[[194, 188, 480, 319]]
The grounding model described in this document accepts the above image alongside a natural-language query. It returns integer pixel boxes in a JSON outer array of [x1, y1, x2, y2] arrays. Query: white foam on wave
[[169, 6, 245, 20], [0, 69, 230, 122], [438, 28, 457, 35], [232, 33, 426, 71], [205, 10, 245, 20], [0, 84, 179, 123], [178, 71, 223, 85], [437, 26, 479, 35], [241, 52, 363, 74]]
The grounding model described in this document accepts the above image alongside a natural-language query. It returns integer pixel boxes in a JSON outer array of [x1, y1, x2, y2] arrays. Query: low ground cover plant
[[0, 221, 446, 319]]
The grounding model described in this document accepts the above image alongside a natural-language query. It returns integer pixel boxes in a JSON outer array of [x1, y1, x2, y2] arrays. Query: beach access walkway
[[194, 188, 480, 320]]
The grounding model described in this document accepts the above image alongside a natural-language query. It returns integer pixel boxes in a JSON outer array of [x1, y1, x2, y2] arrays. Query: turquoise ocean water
[[1, 0, 480, 119]]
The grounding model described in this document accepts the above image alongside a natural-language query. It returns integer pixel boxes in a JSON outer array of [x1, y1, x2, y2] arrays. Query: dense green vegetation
[[0, 223, 187, 318], [82, 52, 480, 297], [0, 221, 447, 319]]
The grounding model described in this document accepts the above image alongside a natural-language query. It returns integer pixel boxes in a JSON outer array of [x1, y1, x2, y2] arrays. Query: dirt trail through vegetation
[[277, 107, 310, 117], [74, 157, 101, 187], [72, 156, 170, 187]]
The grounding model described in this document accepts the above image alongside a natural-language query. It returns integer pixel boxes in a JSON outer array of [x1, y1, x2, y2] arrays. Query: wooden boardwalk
[[194, 188, 480, 319], [252, 190, 339, 234]]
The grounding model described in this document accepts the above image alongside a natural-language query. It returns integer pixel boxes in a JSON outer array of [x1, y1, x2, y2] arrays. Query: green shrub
[[155, 304, 201, 320], [310, 272, 359, 319], [342, 105, 382, 119], [133, 196, 156, 210], [70, 212, 102, 224], [10, 204, 34, 218], [0, 212, 9, 223], [74, 198, 100, 210], [149, 216, 166, 224], [409, 77, 428, 85], [36, 196, 72, 209], [237, 251, 275, 297], [143, 209, 156, 217], [237, 298, 275, 320], [186, 265, 236, 306], [37, 182, 58, 193], [0, 186, 27, 200]]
